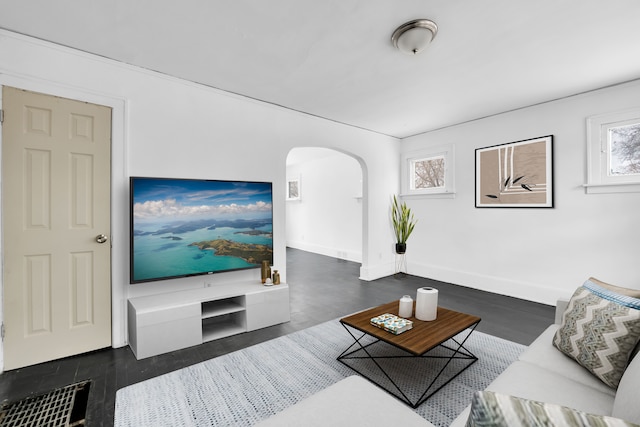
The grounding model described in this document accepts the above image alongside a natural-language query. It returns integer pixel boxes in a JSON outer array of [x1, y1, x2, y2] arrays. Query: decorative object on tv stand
[[261, 260, 271, 284], [391, 195, 417, 255], [398, 295, 413, 318], [272, 270, 280, 285], [415, 287, 438, 321]]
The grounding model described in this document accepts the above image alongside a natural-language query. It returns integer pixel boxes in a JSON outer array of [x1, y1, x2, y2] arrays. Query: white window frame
[[586, 108, 640, 194], [401, 144, 455, 198]]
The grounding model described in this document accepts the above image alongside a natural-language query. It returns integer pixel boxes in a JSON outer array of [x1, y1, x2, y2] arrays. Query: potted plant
[[391, 195, 417, 254]]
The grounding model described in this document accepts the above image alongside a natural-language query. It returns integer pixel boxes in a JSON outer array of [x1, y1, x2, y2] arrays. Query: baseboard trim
[[359, 261, 395, 281], [408, 262, 564, 306], [286, 241, 361, 263]]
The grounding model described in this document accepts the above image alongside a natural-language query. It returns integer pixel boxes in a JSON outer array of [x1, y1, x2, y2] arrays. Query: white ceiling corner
[[1, 0, 640, 139]]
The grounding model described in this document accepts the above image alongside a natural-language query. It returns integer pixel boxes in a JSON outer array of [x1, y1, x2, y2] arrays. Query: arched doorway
[[285, 147, 364, 263]]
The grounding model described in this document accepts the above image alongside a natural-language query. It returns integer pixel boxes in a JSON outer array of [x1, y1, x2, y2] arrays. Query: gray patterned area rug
[[115, 319, 525, 427]]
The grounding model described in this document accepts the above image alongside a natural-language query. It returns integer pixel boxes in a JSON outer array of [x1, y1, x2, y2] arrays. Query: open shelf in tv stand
[[201, 297, 246, 342], [127, 282, 290, 359]]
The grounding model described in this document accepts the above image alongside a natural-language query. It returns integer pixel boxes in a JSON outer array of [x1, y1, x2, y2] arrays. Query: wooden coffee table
[[337, 300, 481, 408]]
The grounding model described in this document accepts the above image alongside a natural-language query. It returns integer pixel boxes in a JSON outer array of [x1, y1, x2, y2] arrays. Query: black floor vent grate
[[0, 380, 90, 427]]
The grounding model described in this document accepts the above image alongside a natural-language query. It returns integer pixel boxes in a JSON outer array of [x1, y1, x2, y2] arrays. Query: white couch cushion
[[449, 358, 618, 427], [613, 354, 640, 424], [254, 376, 435, 427], [485, 361, 615, 416], [519, 325, 616, 396]]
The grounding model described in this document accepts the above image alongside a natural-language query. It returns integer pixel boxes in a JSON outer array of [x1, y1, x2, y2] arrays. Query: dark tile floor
[[0, 248, 555, 426]]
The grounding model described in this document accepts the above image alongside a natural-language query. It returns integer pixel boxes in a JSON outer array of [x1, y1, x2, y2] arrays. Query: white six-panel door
[[2, 86, 112, 370]]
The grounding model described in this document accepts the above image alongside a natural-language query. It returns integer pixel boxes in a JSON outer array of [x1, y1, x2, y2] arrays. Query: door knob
[[96, 234, 108, 244]]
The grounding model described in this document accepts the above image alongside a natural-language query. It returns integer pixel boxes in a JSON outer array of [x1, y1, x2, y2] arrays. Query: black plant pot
[[395, 243, 406, 254]]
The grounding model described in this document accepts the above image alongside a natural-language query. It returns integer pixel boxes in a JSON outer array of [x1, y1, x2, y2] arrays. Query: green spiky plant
[[391, 195, 417, 251]]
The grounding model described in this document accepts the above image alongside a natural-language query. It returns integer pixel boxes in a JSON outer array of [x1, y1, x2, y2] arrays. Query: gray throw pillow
[[553, 279, 640, 389], [466, 391, 640, 427]]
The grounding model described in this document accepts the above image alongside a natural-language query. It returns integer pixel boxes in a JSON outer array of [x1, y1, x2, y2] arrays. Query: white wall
[[286, 148, 363, 262], [401, 80, 640, 305], [9, 26, 635, 362], [0, 30, 400, 359]]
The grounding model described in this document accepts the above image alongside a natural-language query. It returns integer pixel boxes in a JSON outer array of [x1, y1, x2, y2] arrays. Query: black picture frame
[[475, 135, 554, 208]]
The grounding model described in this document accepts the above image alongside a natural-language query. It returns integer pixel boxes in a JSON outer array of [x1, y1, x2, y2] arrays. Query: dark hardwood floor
[[0, 248, 555, 426]]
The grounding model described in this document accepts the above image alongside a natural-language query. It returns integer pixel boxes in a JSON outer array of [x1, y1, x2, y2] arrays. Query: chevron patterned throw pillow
[[466, 391, 640, 427], [553, 279, 640, 389]]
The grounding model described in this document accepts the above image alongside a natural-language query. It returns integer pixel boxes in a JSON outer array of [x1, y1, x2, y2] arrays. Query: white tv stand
[[127, 282, 290, 359]]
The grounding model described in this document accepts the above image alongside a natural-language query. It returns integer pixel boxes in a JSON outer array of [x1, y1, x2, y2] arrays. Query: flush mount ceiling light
[[391, 19, 438, 55]]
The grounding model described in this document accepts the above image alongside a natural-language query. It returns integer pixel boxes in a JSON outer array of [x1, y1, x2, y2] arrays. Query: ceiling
[[2, 0, 640, 139]]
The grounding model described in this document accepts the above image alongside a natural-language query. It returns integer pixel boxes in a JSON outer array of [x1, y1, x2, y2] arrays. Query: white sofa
[[450, 299, 640, 426], [254, 375, 435, 427], [257, 298, 640, 427]]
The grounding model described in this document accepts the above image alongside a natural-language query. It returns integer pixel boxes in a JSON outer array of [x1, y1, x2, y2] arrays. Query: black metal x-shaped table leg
[[337, 322, 479, 408]]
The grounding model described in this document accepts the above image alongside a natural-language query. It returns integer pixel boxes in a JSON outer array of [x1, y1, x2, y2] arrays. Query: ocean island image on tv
[[130, 177, 273, 283]]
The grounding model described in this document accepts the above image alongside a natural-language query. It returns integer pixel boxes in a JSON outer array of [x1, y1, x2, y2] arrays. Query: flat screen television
[[130, 177, 273, 284]]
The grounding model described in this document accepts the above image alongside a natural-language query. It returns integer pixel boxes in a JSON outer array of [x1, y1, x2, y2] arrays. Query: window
[[410, 155, 445, 190], [587, 109, 640, 194], [609, 123, 640, 177], [401, 144, 454, 197]]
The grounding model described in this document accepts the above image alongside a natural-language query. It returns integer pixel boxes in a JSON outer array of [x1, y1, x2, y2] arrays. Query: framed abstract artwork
[[475, 135, 554, 208], [286, 178, 300, 201]]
